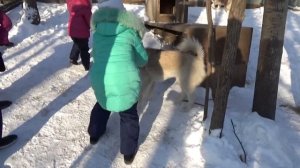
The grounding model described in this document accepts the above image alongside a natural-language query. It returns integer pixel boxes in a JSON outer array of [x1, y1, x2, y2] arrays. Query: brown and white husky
[[139, 38, 207, 111]]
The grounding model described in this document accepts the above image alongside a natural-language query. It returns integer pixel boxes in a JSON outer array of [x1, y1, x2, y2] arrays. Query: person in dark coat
[[66, 0, 92, 70]]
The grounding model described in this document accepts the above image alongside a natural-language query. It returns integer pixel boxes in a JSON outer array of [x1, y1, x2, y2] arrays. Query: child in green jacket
[[88, 0, 148, 165]]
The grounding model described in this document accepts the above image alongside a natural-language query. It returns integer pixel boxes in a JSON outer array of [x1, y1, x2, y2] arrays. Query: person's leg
[[0, 134, 18, 150], [119, 103, 139, 156], [0, 30, 10, 46], [88, 102, 111, 144], [75, 38, 90, 70], [69, 38, 80, 64], [0, 109, 18, 150], [0, 52, 5, 72], [0, 100, 12, 110], [0, 110, 2, 138], [0, 100, 13, 137]]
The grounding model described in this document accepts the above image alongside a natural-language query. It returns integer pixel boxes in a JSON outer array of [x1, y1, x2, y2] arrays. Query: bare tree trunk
[[203, 0, 216, 121], [252, 0, 288, 120], [209, 0, 246, 136], [23, 0, 40, 25]]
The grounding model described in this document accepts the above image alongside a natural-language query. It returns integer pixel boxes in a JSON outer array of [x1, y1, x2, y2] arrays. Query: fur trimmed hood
[[91, 8, 146, 38], [97, 0, 125, 10]]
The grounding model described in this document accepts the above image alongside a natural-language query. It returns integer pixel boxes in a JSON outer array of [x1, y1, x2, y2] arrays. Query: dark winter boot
[[69, 59, 79, 65], [81, 53, 90, 71], [4, 42, 14, 47], [88, 103, 110, 145], [0, 134, 18, 150], [0, 100, 12, 110], [89, 128, 106, 145], [90, 136, 101, 145], [0, 52, 6, 72], [124, 152, 137, 165]]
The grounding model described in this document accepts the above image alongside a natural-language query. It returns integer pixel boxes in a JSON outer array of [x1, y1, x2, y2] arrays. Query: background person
[[66, 0, 92, 70], [0, 9, 14, 47]]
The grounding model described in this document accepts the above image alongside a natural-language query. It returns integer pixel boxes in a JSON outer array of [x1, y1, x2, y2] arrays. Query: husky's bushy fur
[[139, 38, 207, 111]]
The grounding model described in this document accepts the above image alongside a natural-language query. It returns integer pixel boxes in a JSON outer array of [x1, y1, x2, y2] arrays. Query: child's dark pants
[[0, 110, 2, 138], [88, 102, 139, 155], [69, 37, 90, 70]]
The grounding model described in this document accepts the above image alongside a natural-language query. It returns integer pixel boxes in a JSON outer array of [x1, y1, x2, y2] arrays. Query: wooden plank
[[123, 0, 145, 4]]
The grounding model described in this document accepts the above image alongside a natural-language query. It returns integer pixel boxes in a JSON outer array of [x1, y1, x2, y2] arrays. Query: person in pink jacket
[[0, 10, 14, 47], [66, 0, 92, 71]]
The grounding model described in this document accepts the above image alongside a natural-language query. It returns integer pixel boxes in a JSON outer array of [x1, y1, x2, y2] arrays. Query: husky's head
[[211, 0, 232, 11]]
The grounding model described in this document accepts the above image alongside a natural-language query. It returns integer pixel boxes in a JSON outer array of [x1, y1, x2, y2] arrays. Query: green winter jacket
[[90, 8, 148, 112]]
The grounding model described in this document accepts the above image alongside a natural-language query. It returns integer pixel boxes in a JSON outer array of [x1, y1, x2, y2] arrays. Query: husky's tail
[[176, 38, 204, 58]]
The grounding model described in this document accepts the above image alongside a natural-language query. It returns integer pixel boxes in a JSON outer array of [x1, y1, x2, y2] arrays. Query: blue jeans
[[88, 102, 139, 155]]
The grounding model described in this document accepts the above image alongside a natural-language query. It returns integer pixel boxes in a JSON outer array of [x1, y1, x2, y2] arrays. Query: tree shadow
[[282, 11, 300, 109], [139, 78, 175, 145], [0, 41, 71, 101], [0, 32, 90, 164], [2, 33, 68, 76], [0, 74, 90, 166], [138, 80, 206, 167], [69, 79, 175, 167], [70, 113, 121, 168]]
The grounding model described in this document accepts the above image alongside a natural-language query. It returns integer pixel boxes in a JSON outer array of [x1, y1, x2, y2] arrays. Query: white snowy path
[[0, 3, 299, 168]]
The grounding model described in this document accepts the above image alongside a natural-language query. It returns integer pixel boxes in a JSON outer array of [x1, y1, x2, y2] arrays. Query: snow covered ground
[[0, 2, 300, 168]]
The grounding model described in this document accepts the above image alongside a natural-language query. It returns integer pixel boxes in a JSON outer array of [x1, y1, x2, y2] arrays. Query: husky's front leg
[[180, 84, 196, 111], [184, 91, 196, 111], [176, 93, 191, 111]]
